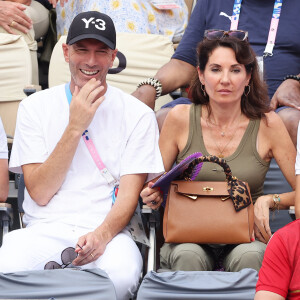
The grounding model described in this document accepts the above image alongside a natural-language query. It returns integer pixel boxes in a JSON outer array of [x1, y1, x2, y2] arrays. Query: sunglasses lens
[[61, 247, 77, 265], [205, 30, 225, 40], [44, 261, 61, 270], [228, 31, 247, 40]]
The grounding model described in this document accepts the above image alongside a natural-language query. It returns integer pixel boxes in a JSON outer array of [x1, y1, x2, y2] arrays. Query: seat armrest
[[142, 205, 158, 273], [289, 206, 295, 220], [23, 85, 42, 97], [0, 203, 13, 242]]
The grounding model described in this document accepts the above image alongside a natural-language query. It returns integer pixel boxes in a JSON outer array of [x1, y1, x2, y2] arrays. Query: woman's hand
[[253, 195, 273, 243], [140, 181, 163, 210]]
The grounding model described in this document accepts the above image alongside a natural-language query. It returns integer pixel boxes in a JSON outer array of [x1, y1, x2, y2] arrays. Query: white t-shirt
[[9, 84, 164, 228], [0, 117, 8, 159]]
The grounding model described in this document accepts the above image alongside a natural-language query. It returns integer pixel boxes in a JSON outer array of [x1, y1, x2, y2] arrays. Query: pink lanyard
[[65, 83, 117, 186], [82, 130, 117, 185], [230, 0, 283, 57]]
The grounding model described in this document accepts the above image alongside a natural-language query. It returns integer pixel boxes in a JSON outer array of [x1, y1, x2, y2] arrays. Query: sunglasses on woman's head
[[204, 29, 248, 41]]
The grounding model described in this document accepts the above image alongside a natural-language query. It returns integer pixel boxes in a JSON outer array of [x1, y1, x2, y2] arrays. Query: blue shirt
[[173, 0, 300, 99]]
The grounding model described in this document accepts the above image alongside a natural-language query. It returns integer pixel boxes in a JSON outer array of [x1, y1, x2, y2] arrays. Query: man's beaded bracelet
[[137, 77, 162, 99], [283, 75, 300, 82]]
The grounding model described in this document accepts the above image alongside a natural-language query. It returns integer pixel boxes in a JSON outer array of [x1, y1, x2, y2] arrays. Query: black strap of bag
[[178, 155, 252, 212]]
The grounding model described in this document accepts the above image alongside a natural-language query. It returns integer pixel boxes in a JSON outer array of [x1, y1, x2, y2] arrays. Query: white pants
[[0, 222, 142, 300]]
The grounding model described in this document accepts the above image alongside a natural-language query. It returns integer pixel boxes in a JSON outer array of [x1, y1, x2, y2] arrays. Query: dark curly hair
[[189, 37, 270, 119]]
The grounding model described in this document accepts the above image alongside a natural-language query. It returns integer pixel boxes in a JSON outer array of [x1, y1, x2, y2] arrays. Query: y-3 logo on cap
[[82, 17, 106, 30]]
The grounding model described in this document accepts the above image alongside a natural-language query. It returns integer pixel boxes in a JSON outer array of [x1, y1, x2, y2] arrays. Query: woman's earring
[[244, 85, 250, 97], [201, 83, 206, 97]]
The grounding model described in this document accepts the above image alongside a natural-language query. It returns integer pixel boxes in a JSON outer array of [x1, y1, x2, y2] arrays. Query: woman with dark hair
[[141, 31, 296, 272]]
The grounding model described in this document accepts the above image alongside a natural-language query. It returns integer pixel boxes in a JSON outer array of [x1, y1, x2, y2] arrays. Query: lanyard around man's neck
[[230, 0, 283, 57], [64, 82, 116, 185]]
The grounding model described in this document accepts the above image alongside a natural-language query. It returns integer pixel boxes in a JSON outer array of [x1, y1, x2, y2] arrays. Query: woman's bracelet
[[270, 194, 281, 211]]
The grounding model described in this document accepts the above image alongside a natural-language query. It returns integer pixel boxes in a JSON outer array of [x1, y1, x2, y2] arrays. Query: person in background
[[255, 219, 300, 299], [141, 33, 296, 272], [0, 117, 9, 203], [51, 0, 188, 43], [0, 0, 50, 85]]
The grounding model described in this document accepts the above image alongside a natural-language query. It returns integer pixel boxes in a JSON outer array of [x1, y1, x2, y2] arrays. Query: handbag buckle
[[182, 193, 198, 200], [203, 187, 214, 191]]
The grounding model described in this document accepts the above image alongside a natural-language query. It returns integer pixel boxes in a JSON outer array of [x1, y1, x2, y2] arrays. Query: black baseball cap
[[66, 11, 116, 49]]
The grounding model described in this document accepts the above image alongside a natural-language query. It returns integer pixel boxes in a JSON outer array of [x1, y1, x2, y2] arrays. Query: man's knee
[[277, 107, 300, 147], [108, 261, 141, 299]]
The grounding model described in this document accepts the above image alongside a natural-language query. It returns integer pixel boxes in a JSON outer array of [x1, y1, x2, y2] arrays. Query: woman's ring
[[10, 20, 16, 27], [151, 200, 157, 205], [90, 253, 95, 259]]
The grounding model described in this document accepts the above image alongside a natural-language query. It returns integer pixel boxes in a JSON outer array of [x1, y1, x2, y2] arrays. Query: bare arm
[[141, 105, 189, 209], [255, 291, 284, 300], [254, 112, 296, 242], [73, 173, 147, 265], [22, 79, 105, 206], [0, 159, 8, 202], [132, 59, 196, 109], [0, 1, 32, 34]]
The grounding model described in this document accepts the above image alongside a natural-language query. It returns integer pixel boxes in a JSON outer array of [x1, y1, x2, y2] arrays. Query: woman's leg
[[223, 240, 266, 272], [160, 242, 215, 271]]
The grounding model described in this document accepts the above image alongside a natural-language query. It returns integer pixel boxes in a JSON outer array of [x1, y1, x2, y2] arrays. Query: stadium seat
[[137, 268, 258, 300]]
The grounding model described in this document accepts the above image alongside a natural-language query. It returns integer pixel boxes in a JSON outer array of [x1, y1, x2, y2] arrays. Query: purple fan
[[152, 152, 203, 195]]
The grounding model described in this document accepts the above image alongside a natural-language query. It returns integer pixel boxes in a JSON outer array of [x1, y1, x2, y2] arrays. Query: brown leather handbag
[[163, 155, 254, 244]]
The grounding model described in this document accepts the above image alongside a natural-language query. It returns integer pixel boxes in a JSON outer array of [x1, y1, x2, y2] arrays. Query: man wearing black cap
[[1, 11, 164, 300]]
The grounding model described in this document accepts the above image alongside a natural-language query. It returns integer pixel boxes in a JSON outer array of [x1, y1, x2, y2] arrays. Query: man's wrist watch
[[283, 75, 300, 82], [137, 77, 162, 99]]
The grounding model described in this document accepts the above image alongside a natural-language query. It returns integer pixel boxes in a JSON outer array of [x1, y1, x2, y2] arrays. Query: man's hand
[[270, 79, 300, 110], [73, 231, 107, 266], [69, 78, 105, 135], [47, 0, 68, 8], [0, 1, 32, 34]]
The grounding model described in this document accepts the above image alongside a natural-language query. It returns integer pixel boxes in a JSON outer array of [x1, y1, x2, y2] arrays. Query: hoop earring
[[244, 85, 250, 97], [201, 84, 206, 97]]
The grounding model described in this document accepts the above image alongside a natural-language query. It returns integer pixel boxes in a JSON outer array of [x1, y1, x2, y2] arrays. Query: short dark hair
[[189, 37, 270, 119]]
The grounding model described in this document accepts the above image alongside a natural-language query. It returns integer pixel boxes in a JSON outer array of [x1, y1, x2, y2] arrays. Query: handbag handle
[[179, 155, 252, 212], [180, 155, 233, 182]]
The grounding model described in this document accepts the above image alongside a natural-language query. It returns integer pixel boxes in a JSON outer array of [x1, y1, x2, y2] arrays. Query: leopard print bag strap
[[180, 155, 251, 212]]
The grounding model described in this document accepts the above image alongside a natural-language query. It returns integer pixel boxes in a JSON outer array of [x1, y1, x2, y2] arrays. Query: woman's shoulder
[[163, 104, 192, 132], [259, 111, 292, 148], [167, 104, 192, 121], [260, 111, 286, 131]]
